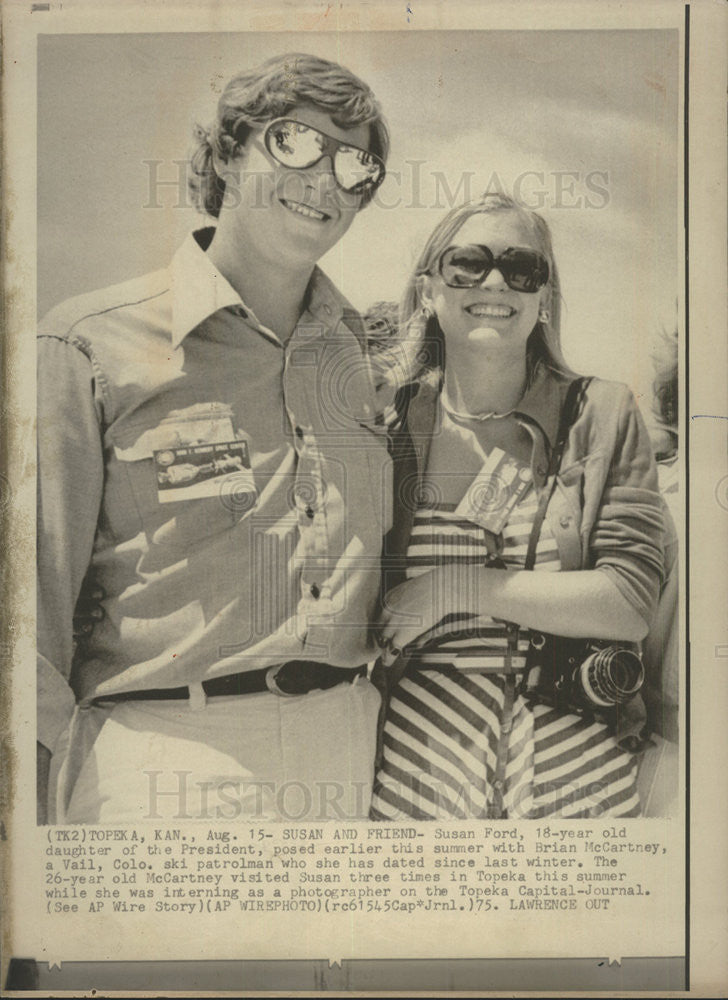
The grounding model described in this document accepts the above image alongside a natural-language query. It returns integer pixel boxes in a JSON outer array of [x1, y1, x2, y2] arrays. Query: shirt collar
[[169, 227, 348, 348], [300, 266, 346, 332], [170, 228, 245, 349]]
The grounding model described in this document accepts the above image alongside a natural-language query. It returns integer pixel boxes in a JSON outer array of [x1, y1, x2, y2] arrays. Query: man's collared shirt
[[37, 228, 392, 751]]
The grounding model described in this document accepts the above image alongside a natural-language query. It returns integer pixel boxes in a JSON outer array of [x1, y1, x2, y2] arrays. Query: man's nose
[[305, 154, 338, 189]]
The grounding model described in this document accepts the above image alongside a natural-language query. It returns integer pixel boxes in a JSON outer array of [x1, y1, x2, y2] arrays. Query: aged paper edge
[[2, 0, 726, 994]]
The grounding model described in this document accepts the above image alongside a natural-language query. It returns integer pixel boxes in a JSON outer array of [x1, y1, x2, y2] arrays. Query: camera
[[523, 635, 645, 723]]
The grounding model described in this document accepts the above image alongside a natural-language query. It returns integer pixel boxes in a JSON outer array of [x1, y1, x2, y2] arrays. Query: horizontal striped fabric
[[371, 486, 641, 820]]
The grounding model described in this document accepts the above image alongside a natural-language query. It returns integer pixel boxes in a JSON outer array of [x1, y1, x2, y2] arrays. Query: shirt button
[[493, 779, 504, 791], [310, 583, 321, 599], [559, 515, 572, 528], [536, 464, 547, 477], [305, 505, 315, 519], [295, 426, 304, 439]]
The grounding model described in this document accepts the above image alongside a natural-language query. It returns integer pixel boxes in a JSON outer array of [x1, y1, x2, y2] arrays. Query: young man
[[37, 53, 392, 823]]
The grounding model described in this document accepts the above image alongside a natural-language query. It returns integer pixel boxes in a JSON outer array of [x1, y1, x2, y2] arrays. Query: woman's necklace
[[440, 385, 521, 423]]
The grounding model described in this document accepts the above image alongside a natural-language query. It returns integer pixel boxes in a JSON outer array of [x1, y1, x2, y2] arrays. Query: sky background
[[38, 29, 679, 403]]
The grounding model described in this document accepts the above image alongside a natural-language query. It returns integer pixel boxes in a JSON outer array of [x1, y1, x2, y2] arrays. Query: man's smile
[[280, 198, 331, 222]]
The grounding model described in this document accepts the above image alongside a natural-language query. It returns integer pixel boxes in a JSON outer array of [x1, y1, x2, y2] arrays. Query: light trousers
[[52, 677, 380, 823]]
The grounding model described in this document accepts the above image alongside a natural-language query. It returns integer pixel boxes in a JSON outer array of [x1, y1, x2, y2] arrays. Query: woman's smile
[[463, 299, 518, 320]]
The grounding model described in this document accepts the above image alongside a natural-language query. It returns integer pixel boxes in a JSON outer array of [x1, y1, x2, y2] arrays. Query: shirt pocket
[[109, 413, 246, 548], [549, 461, 587, 570], [556, 458, 587, 521], [557, 457, 587, 496]]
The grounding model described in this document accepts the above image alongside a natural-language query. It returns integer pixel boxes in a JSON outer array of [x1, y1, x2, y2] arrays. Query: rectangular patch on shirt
[[154, 439, 256, 505], [454, 447, 534, 534]]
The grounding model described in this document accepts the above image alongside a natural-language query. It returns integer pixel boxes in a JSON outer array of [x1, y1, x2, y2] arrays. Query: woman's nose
[[481, 267, 508, 288]]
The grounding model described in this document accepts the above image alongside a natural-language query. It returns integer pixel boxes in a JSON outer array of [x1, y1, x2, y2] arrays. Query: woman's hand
[[377, 565, 474, 665]]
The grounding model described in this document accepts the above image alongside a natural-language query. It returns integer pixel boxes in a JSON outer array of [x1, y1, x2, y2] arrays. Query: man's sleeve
[[37, 334, 104, 752], [590, 385, 665, 626]]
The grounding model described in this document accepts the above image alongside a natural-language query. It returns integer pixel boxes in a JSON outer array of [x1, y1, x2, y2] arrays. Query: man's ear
[[212, 150, 243, 189]]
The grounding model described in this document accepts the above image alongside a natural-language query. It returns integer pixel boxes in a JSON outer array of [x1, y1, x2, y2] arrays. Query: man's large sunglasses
[[263, 118, 386, 195], [438, 244, 550, 293]]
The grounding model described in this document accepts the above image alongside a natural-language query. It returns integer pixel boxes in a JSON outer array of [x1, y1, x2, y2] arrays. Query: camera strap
[[490, 375, 591, 819], [524, 375, 592, 573]]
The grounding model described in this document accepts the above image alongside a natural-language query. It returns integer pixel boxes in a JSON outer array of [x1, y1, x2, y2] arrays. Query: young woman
[[371, 193, 664, 820]]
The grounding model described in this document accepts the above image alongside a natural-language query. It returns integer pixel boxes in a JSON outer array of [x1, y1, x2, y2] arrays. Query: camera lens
[[578, 647, 644, 707], [610, 655, 635, 692]]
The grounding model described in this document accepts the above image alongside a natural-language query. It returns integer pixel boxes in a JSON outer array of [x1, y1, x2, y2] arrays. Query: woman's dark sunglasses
[[263, 118, 386, 195], [438, 244, 550, 293]]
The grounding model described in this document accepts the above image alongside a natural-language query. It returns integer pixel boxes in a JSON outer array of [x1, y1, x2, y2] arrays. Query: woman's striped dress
[[370, 483, 642, 821]]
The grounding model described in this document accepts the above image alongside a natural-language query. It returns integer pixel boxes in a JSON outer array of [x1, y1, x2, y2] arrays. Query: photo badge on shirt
[[454, 446, 533, 535], [145, 402, 256, 506], [154, 440, 254, 504]]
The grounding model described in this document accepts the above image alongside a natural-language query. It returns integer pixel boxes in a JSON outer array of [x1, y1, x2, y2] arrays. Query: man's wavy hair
[[189, 52, 389, 217]]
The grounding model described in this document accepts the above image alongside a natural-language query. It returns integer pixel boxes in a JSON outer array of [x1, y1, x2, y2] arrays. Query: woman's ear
[[538, 288, 552, 322], [417, 274, 435, 315]]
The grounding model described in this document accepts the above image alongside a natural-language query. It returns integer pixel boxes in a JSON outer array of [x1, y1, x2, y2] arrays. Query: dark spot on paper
[[644, 73, 666, 97]]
